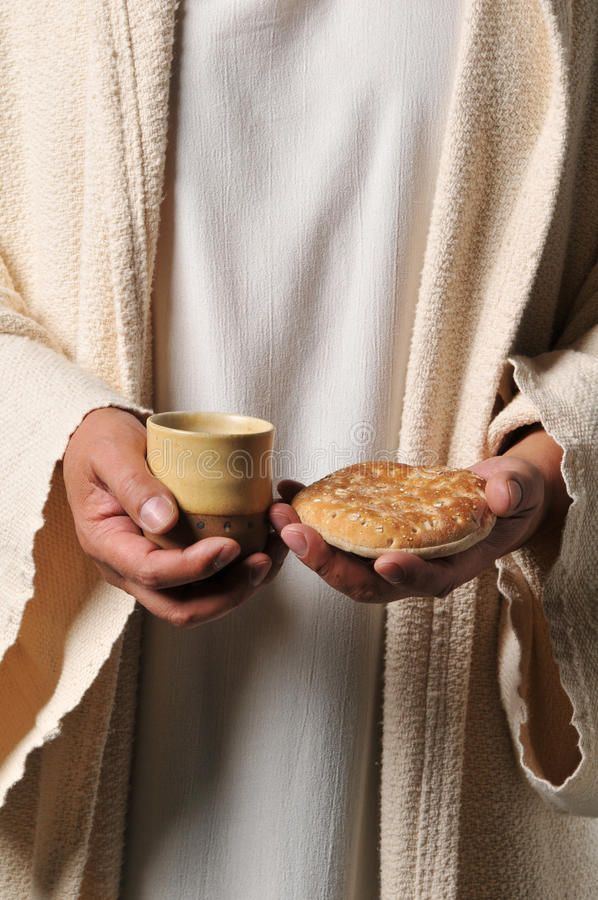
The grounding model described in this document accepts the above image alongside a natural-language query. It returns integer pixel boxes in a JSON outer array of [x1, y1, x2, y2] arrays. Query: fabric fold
[[487, 339, 598, 816], [0, 331, 152, 807]]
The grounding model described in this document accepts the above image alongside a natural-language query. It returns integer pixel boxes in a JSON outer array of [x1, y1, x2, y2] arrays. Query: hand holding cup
[[63, 407, 286, 629]]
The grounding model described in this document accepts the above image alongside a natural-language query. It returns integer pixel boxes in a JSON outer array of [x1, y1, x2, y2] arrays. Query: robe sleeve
[[486, 263, 598, 817], [0, 257, 152, 807]]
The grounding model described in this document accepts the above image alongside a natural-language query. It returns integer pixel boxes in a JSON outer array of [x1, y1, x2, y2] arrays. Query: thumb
[[91, 432, 179, 534], [485, 471, 524, 518]]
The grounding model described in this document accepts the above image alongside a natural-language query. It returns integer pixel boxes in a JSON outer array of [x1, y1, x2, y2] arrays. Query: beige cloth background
[[0, 0, 597, 897]]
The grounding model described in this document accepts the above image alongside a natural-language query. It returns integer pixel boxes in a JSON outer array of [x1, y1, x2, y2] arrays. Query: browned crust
[[290, 461, 496, 559]]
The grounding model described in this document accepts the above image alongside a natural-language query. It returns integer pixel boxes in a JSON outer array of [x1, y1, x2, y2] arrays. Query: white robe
[[123, 1, 464, 896]]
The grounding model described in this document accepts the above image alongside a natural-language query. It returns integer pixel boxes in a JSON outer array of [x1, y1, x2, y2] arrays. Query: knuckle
[[136, 567, 162, 591], [312, 555, 335, 581], [91, 432, 116, 453], [88, 433, 119, 469], [353, 585, 381, 604], [166, 606, 195, 629], [117, 468, 147, 506]]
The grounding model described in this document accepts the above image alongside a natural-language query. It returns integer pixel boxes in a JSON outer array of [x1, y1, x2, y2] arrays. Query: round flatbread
[[290, 461, 496, 559]]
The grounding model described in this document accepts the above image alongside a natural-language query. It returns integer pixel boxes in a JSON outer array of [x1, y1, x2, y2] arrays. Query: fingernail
[[282, 527, 308, 558], [507, 479, 522, 511], [250, 559, 272, 586], [378, 563, 405, 584], [140, 496, 176, 532], [214, 543, 240, 570]]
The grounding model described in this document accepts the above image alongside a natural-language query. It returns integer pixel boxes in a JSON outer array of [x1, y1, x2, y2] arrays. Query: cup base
[[143, 510, 270, 558]]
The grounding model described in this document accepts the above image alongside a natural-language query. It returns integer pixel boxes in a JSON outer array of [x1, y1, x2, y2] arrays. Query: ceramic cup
[[144, 411, 275, 558]]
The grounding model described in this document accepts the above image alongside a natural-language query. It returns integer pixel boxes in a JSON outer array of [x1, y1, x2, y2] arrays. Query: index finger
[[280, 523, 394, 603]]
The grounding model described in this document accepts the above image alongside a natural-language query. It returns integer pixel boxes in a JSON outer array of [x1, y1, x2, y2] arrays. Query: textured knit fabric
[[0, 1, 597, 898], [121, 2, 463, 897]]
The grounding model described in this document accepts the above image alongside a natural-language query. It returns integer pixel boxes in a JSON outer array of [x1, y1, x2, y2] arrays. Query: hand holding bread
[[269, 453, 551, 602], [289, 462, 496, 559]]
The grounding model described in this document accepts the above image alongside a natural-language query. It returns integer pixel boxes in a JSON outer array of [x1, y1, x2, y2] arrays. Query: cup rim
[[147, 410, 275, 438]]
